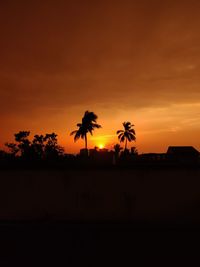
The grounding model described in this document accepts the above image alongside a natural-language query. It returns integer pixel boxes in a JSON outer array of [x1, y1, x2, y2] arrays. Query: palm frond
[[118, 133, 124, 139], [129, 129, 136, 134], [70, 130, 78, 136], [83, 111, 98, 123], [128, 133, 136, 141], [119, 135, 125, 142], [88, 128, 93, 135], [71, 111, 101, 144], [117, 130, 124, 134], [92, 123, 101, 129], [127, 134, 131, 142], [124, 122, 132, 130], [74, 131, 81, 142]]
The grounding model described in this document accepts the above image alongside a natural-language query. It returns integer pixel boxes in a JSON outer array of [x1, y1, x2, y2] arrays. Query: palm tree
[[114, 144, 122, 156], [117, 122, 136, 151], [70, 111, 101, 150], [113, 143, 123, 164]]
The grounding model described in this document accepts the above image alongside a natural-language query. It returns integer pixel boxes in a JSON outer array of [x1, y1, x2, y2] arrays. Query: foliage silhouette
[[117, 122, 136, 151], [43, 133, 64, 159], [70, 111, 101, 150], [131, 147, 138, 155], [5, 143, 19, 156], [113, 143, 123, 164], [32, 135, 45, 159], [114, 144, 123, 154], [1, 115, 199, 170], [5, 131, 64, 162], [14, 131, 31, 158]]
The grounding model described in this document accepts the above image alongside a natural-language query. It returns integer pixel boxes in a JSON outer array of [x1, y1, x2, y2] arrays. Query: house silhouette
[[167, 146, 200, 165]]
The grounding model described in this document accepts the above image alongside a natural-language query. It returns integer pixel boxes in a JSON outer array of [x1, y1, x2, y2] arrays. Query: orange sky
[[0, 0, 200, 154]]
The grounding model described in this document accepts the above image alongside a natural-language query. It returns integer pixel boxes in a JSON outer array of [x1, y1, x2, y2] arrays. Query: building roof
[[167, 146, 199, 155]]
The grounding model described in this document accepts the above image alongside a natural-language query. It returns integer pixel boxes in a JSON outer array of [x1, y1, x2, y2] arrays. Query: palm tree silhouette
[[113, 143, 123, 164], [117, 122, 136, 151], [114, 144, 122, 156], [70, 111, 101, 150]]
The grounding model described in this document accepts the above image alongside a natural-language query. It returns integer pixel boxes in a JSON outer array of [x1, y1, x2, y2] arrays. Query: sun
[[98, 144, 104, 149]]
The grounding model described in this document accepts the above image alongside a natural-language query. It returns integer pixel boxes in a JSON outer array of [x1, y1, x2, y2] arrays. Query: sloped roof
[[167, 146, 199, 155]]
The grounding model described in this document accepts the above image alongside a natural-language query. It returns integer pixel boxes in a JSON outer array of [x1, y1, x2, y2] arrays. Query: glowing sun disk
[[98, 144, 104, 149]]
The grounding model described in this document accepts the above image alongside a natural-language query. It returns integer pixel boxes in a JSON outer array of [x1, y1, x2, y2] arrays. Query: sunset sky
[[0, 0, 200, 153]]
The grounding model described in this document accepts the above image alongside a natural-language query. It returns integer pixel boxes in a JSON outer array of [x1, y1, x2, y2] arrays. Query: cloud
[[0, 0, 200, 151]]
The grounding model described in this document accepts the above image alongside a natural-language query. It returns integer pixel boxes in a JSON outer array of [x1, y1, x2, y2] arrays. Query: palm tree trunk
[[85, 134, 88, 150], [125, 138, 128, 151]]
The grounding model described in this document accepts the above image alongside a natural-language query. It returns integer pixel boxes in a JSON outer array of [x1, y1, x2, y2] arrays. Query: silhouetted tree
[[14, 131, 31, 157], [114, 144, 122, 154], [70, 111, 101, 150], [131, 146, 138, 155], [117, 122, 136, 151], [5, 142, 19, 156], [44, 133, 64, 159], [5, 131, 64, 162], [14, 131, 30, 143], [113, 143, 123, 164], [32, 135, 45, 159]]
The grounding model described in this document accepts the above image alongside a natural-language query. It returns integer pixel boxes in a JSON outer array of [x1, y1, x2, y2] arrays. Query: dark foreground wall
[[0, 169, 200, 223]]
